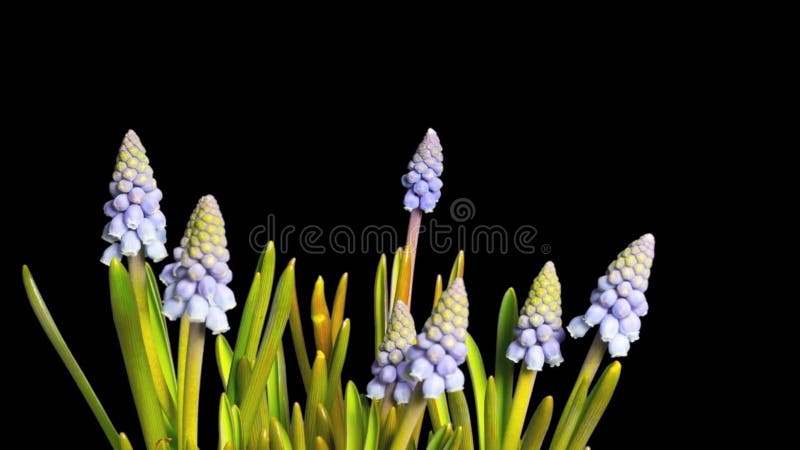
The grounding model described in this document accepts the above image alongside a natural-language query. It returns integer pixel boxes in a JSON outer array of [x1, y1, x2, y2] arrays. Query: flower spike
[[159, 195, 235, 334], [366, 301, 417, 403], [402, 278, 469, 399], [506, 262, 565, 370], [402, 129, 444, 213], [567, 233, 655, 357], [101, 130, 167, 264]]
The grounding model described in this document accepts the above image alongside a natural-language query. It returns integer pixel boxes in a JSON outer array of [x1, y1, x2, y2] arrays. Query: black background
[[7, 72, 713, 448]]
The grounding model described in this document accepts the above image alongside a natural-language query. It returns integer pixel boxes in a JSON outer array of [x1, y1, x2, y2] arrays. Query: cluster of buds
[[401, 129, 444, 213], [101, 130, 167, 264], [159, 195, 235, 334], [567, 234, 655, 357], [366, 302, 418, 403], [403, 278, 469, 399], [506, 262, 566, 370]]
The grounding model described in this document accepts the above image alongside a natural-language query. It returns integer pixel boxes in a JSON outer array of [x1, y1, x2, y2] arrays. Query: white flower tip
[[547, 355, 564, 367], [506, 354, 521, 363]]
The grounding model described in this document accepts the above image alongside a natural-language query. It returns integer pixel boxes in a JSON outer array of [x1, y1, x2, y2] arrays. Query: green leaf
[[330, 273, 348, 344], [227, 271, 261, 401], [484, 378, 499, 450], [258, 427, 270, 450], [289, 272, 313, 393], [494, 288, 518, 439], [374, 254, 388, 357], [119, 433, 133, 450], [448, 391, 474, 450], [521, 396, 553, 450], [566, 362, 621, 450], [316, 404, 334, 449], [270, 417, 293, 450], [364, 401, 379, 450], [22, 265, 120, 450], [291, 402, 307, 450], [326, 319, 350, 409], [230, 242, 276, 401], [314, 437, 330, 450], [311, 277, 332, 357], [389, 247, 402, 309], [465, 334, 487, 450], [345, 382, 363, 450], [144, 263, 178, 414], [379, 406, 397, 450], [216, 335, 234, 388], [240, 260, 295, 436], [268, 345, 291, 431], [219, 393, 234, 450], [549, 377, 589, 450], [231, 406, 243, 450], [442, 426, 464, 450], [305, 352, 329, 449], [448, 250, 465, 286], [426, 425, 449, 450], [109, 259, 168, 449]]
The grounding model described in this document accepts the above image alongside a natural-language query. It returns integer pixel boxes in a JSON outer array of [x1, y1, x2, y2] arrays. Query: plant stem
[[181, 323, 206, 449], [501, 369, 537, 450], [388, 386, 427, 450], [404, 208, 422, 304]]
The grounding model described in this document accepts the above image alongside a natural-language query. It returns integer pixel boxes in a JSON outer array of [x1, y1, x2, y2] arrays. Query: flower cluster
[[401, 128, 444, 213], [101, 130, 167, 265], [403, 278, 469, 399], [366, 301, 417, 403], [506, 262, 566, 370], [159, 195, 235, 334], [567, 234, 655, 357]]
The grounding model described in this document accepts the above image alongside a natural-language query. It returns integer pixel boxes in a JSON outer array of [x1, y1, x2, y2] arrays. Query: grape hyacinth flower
[[366, 301, 417, 403], [101, 130, 168, 264], [567, 233, 655, 357], [506, 262, 565, 370], [403, 278, 469, 399], [159, 195, 235, 334], [401, 128, 444, 213]]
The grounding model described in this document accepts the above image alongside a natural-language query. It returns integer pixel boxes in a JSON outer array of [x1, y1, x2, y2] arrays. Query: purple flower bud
[[426, 344, 446, 363], [379, 365, 397, 383], [393, 381, 414, 404], [627, 290, 646, 308], [536, 324, 553, 342], [422, 374, 445, 399], [583, 303, 607, 326], [124, 204, 144, 230], [632, 300, 649, 317], [403, 189, 420, 211], [612, 298, 632, 319], [408, 357, 434, 381], [214, 284, 236, 311], [100, 243, 122, 265], [599, 315, 620, 342], [186, 295, 209, 322], [128, 187, 146, 204], [175, 279, 197, 301], [506, 341, 526, 362], [541, 340, 564, 367], [120, 230, 142, 256], [436, 355, 458, 376], [608, 334, 630, 357], [160, 263, 179, 285], [162, 299, 185, 321], [567, 316, 591, 338], [366, 379, 387, 400], [619, 313, 641, 342], [197, 276, 216, 300], [445, 369, 465, 392], [599, 289, 618, 308], [113, 194, 130, 212], [145, 241, 168, 262], [524, 345, 545, 371], [188, 263, 207, 281], [103, 201, 117, 217], [205, 306, 230, 335], [519, 329, 537, 347], [137, 218, 157, 244], [108, 214, 127, 240]]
